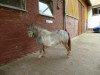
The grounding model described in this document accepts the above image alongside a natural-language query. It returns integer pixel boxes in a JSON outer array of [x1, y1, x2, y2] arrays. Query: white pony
[[27, 24, 71, 58]]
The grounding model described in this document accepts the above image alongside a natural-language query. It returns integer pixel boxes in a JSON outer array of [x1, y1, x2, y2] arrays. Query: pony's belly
[[44, 41, 59, 46], [42, 37, 60, 46]]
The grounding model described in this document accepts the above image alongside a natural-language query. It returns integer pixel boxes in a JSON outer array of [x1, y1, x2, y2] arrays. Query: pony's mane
[[31, 25, 44, 30], [31, 24, 51, 34]]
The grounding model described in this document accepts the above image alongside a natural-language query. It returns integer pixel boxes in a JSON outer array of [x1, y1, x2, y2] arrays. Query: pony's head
[[27, 24, 38, 37]]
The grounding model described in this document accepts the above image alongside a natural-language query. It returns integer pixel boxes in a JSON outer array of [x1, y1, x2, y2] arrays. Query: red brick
[[66, 16, 78, 38]]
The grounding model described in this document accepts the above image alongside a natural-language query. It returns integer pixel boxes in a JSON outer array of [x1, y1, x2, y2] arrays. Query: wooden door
[[78, 1, 85, 35], [82, 5, 85, 33]]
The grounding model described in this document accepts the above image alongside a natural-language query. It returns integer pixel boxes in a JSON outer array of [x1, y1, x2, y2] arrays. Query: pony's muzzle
[[28, 31, 33, 37]]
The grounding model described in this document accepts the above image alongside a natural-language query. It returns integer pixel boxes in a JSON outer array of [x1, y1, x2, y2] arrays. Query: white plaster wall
[[88, 7, 100, 28]]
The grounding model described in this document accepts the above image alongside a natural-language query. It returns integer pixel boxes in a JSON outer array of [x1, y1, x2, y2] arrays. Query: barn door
[[78, 1, 85, 35], [82, 5, 85, 33]]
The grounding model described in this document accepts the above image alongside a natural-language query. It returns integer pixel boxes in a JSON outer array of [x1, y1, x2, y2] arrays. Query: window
[[0, 0, 26, 11], [92, 7, 100, 15], [39, 0, 53, 17]]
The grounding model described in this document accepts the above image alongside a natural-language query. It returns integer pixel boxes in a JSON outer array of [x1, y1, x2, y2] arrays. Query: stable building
[[0, 0, 91, 65]]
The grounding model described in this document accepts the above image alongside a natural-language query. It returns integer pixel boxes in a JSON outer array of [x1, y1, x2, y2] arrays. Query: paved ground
[[0, 32, 100, 75]]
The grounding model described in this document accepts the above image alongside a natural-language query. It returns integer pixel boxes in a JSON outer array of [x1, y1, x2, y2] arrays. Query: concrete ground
[[0, 32, 100, 75]]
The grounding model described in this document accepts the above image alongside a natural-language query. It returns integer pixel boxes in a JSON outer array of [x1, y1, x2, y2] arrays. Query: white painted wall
[[88, 7, 100, 28]]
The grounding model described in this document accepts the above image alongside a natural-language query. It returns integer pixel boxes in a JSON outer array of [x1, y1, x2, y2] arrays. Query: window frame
[[92, 8, 98, 15], [0, 0, 26, 11], [38, 0, 54, 17], [92, 6, 100, 16], [98, 8, 100, 14]]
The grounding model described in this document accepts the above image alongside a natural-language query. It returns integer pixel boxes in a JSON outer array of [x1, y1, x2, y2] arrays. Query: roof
[[83, 0, 92, 6], [92, 4, 100, 8]]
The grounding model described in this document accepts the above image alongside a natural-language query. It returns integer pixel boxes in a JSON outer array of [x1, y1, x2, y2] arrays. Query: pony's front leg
[[38, 45, 46, 58]]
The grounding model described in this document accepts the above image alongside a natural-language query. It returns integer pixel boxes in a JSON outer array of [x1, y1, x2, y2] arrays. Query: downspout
[[63, 0, 67, 30], [63, 0, 71, 49]]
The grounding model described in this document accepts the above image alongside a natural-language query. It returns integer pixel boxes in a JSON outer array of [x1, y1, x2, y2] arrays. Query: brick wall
[[66, 16, 78, 38], [0, 0, 64, 64]]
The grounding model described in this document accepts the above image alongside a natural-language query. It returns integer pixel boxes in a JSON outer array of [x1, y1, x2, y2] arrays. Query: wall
[[88, 7, 100, 28], [79, 0, 88, 21], [66, 0, 89, 20], [65, 0, 89, 37], [66, 0, 79, 19], [0, 0, 64, 64], [66, 16, 78, 38], [65, 0, 79, 37], [90, 0, 100, 6]]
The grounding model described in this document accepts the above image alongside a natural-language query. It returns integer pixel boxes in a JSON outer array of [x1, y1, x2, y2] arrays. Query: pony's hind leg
[[62, 42, 71, 58], [38, 45, 46, 58]]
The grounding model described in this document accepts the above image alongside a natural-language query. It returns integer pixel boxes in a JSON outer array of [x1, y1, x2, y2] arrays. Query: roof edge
[[84, 0, 92, 6]]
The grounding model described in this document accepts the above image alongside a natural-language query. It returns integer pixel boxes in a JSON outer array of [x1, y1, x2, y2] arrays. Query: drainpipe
[[63, 0, 67, 30]]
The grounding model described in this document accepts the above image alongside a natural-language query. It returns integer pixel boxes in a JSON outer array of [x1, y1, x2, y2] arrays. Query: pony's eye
[[28, 31, 32, 34]]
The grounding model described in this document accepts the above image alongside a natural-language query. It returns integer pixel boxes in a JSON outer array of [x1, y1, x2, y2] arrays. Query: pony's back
[[57, 30, 69, 41]]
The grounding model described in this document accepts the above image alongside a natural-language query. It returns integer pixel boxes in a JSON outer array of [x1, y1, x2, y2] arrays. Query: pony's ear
[[26, 22, 32, 25], [30, 23, 33, 25], [26, 23, 32, 30], [26, 23, 33, 28]]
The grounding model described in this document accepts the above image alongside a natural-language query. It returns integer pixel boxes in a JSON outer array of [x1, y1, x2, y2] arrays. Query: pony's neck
[[33, 27, 42, 38], [33, 26, 50, 38]]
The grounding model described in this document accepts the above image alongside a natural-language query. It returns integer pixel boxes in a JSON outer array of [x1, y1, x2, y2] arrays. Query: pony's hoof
[[34, 51, 37, 53], [66, 56, 70, 59], [38, 55, 42, 58], [38, 55, 45, 58], [67, 54, 70, 59]]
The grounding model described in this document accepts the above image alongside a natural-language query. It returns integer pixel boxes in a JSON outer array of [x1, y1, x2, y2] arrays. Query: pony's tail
[[68, 32, 71, 50], [65, 29, 71, 51]]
